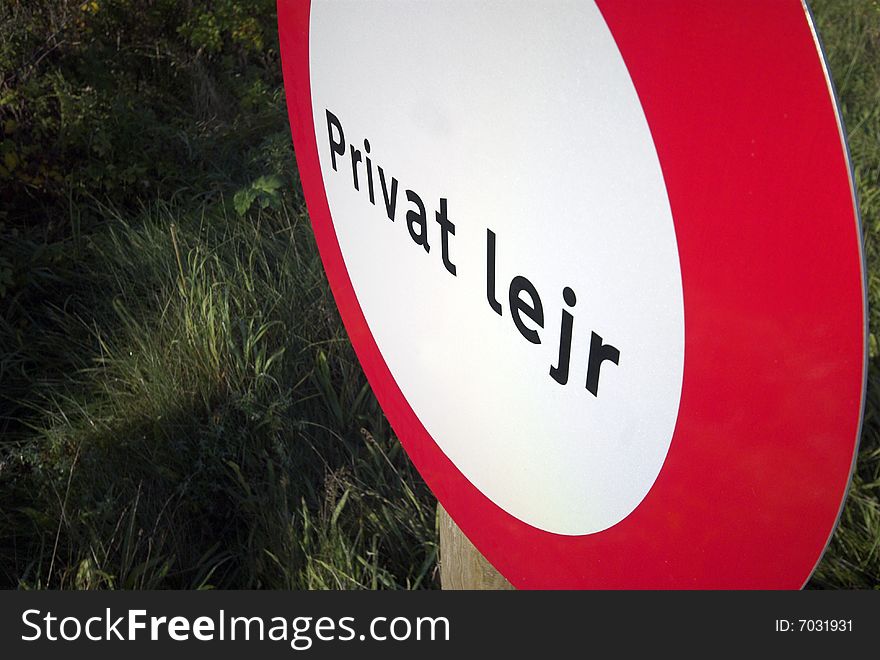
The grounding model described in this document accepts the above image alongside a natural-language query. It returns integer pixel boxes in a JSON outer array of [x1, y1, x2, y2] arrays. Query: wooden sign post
[[438, 504, 513, 590]]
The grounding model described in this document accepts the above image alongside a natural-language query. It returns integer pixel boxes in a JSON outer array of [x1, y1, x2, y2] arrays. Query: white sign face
[[309, 1, 684, 535]]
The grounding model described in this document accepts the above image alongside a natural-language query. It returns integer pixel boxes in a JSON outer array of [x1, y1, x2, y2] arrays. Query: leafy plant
[[233, 174, 284, 216]]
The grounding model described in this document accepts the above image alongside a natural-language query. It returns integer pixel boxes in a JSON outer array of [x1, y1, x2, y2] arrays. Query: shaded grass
[[0, 197, 437, 588]]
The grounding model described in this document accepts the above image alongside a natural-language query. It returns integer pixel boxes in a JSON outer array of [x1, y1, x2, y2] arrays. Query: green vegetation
[[0, 0, 878, 589], [1, 0, 436, 589]]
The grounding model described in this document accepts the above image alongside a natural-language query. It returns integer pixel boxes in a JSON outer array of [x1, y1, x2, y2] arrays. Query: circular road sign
[[278, 0, 866, 588]]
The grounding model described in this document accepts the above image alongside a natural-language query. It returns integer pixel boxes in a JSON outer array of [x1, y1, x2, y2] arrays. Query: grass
[[0, 0, 878, 589], [0, 195, 438, 589]]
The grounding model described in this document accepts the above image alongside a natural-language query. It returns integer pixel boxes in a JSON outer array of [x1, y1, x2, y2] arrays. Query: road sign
[[278, 0, 866, 588]]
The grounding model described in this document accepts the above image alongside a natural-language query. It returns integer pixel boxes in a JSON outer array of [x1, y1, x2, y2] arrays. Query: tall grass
[[0, 197, 437, 588]]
